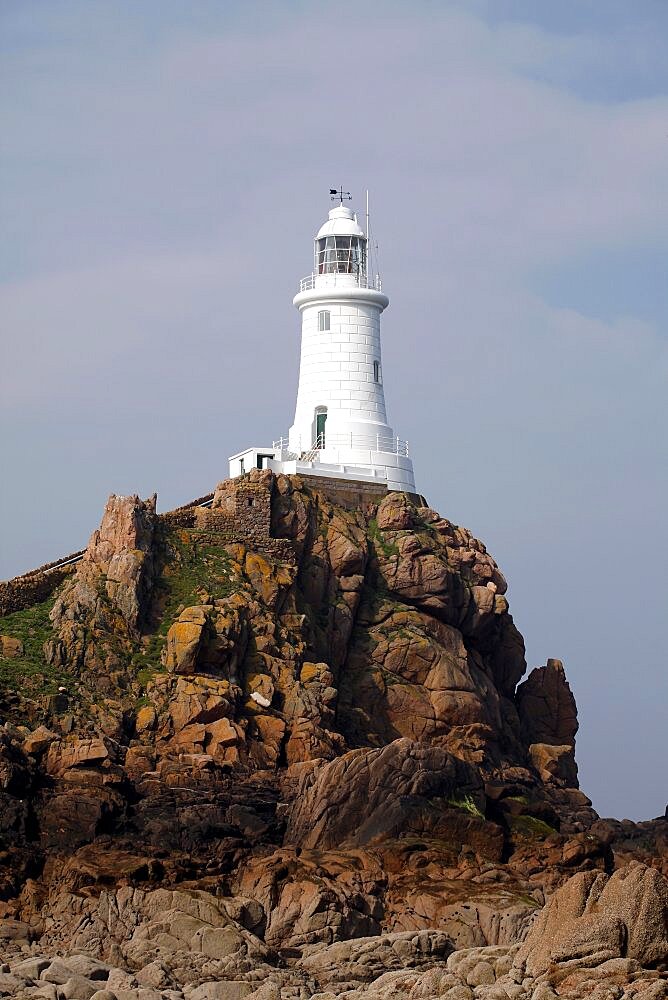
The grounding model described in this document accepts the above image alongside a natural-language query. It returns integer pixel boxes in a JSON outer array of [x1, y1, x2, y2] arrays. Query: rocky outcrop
[[46, 493, 158, 677], [56, 493, 157, 630], [517, 658, 578, 748], [0, 471, 665, 1000]]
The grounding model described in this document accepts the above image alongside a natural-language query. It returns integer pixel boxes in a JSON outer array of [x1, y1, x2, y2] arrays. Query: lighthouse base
[[229, 444, 416, 494]]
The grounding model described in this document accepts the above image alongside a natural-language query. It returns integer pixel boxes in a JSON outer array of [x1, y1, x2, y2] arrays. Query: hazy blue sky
[[1, 0, 666, 821]]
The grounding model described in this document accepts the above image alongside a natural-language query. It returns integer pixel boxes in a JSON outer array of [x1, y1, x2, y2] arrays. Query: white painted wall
[[229, 447, 277, 477], [289, 281, 394, 453]]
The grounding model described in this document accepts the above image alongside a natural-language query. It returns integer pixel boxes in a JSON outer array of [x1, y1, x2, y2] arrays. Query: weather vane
[[330, 186, 352, 205]]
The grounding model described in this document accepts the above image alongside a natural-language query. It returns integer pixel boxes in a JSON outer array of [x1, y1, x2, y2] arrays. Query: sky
[[1, 0, 666, 821]]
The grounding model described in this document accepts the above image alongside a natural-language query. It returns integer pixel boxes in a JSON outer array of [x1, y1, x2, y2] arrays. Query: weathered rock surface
[[516, 861, 668, 977], [285, 738, 484, 850], [2, 864, 667, 997], [0, 634, 23, 658], [39, 885, 271, 979]]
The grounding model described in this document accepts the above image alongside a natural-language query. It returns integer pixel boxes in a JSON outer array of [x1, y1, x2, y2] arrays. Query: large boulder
[[164, 597, 249, 678], [0, 635, 23, 658], [284, 737, 484, 850], [235, 847, 385, 948], [39, 885, 271, 985], [515, 862, 668, 978], [528, 742, 579, 788]]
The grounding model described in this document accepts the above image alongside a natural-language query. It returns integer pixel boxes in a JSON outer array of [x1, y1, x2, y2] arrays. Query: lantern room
[[315, 205, 367, 277]]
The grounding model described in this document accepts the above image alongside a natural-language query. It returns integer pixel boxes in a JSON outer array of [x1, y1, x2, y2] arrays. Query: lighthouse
[[229, 195, 416, 493]]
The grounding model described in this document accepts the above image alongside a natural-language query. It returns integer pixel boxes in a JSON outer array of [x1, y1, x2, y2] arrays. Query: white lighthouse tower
[[229, 195, 416, 494]]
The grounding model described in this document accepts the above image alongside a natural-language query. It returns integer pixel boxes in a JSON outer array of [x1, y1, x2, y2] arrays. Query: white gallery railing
[[273, 433, 409, 458], [298, 272, 383, 293]]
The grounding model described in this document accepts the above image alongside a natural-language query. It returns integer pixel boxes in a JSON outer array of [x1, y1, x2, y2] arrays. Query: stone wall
[[159, 493, 214, 530], [160, 508, 197, 529], [298, 474, 389, 511], [0, 564, 77, 618], [196, 480, 295, 562], [9, 550, 86, 579], [294, 473, 426, 511]]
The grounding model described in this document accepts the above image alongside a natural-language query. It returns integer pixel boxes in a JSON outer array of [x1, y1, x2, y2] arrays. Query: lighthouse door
[[316, 411, 327, 448]]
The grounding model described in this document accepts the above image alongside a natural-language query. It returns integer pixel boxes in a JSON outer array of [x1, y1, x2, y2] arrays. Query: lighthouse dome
[[316, 205, 365, 239]]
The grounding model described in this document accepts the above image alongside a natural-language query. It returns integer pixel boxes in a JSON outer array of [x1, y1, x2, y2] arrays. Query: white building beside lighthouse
[[229, 197, 416, 494]]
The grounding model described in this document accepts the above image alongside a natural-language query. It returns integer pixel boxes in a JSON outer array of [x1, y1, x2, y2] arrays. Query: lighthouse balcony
[[283, 432, 409, 458], [270, 433, 414, 492], [230, 436, 415, 493], [299, 271, 383, 293]]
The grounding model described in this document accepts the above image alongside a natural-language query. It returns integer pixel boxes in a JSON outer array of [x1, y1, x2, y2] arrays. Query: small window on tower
[[318, 310, 331, 332], [373, 361, 381, 383]]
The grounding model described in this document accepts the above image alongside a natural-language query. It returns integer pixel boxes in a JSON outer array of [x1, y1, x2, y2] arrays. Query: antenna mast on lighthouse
[[365, 189, 370, 284]]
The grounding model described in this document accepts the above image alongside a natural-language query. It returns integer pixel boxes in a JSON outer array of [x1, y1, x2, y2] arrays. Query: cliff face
[[0, 471, 665, 999]]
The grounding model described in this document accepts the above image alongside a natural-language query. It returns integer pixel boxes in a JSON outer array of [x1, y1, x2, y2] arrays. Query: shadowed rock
[[517, 658, 578, 748], [285, 737, 484, 850]]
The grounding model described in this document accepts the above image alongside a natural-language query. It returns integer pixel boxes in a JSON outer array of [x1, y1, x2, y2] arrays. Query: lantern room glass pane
[[316, 236, 367, 275]]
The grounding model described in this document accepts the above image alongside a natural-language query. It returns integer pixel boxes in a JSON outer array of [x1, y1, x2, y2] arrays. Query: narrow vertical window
[[318, 310, 330, 332], [373, 360, 381, 383]]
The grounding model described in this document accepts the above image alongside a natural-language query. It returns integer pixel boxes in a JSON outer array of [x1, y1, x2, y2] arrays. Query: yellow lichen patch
[[135, 705, 157, 733], [300, 661, 329, 685], [224, 542, 246, 566], [164, 619, 205, 672], [244, 552, 295, 607]]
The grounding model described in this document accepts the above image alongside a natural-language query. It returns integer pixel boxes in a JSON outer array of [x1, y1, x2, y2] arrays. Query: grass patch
[[138, 528, 236, 679], [368, 518, 400, 559], [447, 794, 485, 820], [136, 665, 158, 689], [509, 814, 558, 839], [0, 597, 73, 695]]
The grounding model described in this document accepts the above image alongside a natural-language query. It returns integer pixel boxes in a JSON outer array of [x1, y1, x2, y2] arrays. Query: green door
[[316, 411, 327, 447]]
